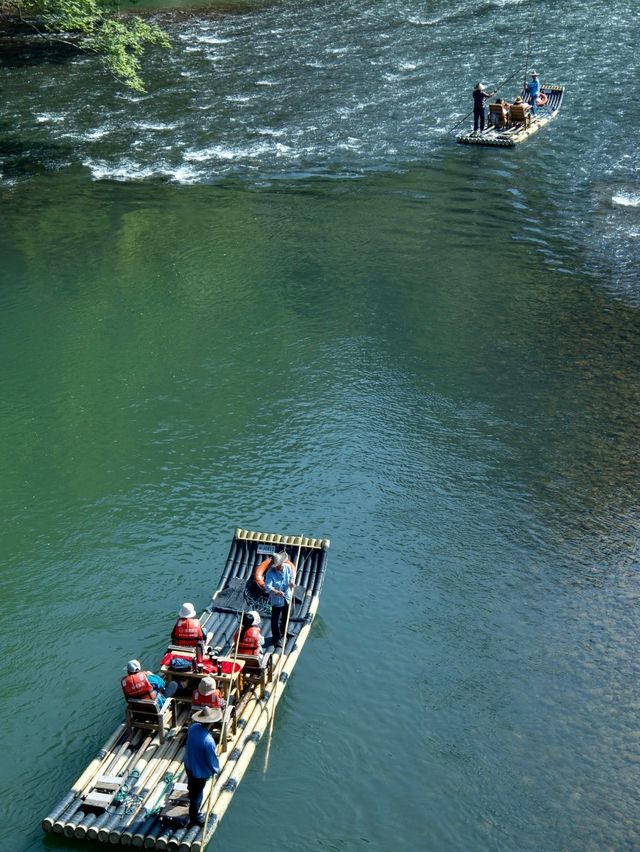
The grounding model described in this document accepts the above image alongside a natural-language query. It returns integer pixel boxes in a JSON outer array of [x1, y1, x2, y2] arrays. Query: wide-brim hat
[[270, 551, 287, 568], [474, 83, 484, 91], [192, 706, 222, 724], [197, 676, 217, 696], [179, 602, 196, 619], [530, 70, 538, 76]]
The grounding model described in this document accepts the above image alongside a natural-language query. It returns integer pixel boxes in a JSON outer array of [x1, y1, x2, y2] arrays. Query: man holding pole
[[264, 551, 296, 650], [184, 706, 221, 826]]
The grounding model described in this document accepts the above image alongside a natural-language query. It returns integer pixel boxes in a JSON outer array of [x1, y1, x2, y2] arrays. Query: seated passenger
[[192, 676, 226, 710], [121, 659, 177, 708], [171, 602, 206, 647], [489, 98, 510, 129], [232, 610, 265, 659]]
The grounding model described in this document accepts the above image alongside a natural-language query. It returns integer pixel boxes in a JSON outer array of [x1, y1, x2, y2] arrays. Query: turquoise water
[[2, 1, 640, 850]]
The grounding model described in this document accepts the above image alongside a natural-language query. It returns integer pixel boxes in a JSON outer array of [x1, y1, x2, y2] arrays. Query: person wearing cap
[[171, 602, 206, 647], [526, 70, 541, 116], [264, 551, 296, 649], [232, 610, 265, 659], [192, 676, 226, 711], [120, 660, 177, 708], [472, 83, 495, 133], [184, 706, 222, 826]]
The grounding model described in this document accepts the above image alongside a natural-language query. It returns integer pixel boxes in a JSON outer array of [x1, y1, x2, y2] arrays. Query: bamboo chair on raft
[[125, 697, 177, 744]]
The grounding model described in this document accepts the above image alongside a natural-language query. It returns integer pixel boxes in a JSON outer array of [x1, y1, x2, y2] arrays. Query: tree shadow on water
[[0, 19, 80, 68], [0, 125, 77, 179]]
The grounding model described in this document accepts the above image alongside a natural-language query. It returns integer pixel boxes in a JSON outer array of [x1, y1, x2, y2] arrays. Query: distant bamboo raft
[[457, 84, 565, 147], [41, 528, 330, 849]]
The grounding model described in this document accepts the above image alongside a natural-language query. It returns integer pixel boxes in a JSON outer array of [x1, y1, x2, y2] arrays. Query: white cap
[[179, 602, 196, 619], [127, 659, 141, 674], [198, 676, 217, 695]]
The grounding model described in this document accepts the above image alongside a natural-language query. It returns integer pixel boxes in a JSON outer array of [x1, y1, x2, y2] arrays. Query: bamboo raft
[[42, 527, 330, 849], [457, 84, 565, 147]]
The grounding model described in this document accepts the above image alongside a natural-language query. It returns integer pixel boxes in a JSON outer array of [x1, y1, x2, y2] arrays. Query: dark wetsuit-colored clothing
[[472, 89, 490, 131]]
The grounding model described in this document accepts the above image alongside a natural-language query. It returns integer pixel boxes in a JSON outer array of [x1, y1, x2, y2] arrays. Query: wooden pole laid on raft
[[263, 536, 303, 774], [201, 610, 244, 842]]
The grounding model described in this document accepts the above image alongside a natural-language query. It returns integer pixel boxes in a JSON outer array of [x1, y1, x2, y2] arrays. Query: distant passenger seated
[[489, 98, 510, 129], [232, 611, 265, 660], [121, 659, 177, 708], [192, 676, 226, 711], [171, 602, 206, 647], [510, 97, 532, 128]]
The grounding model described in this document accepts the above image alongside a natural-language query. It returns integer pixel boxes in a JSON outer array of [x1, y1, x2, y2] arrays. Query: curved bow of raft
[[457, 84, 565, 147], [42, 528, 330, 849]]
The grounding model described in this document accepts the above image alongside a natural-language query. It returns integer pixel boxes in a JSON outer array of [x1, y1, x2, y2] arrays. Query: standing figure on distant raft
[[184, 705, 221, 827], [232, 610, 265, 660], [472, 83, 495, 132], [121, 659, 177, 708], [264, 552, 296, 650], [526, 70, 540, 116], [171, 602, 206, 647]]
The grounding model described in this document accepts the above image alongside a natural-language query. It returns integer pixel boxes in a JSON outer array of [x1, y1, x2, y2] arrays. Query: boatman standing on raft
[[526, 70, 540, 116], [184, 705, 222, 826], [264, 551, 296, 650], [472, 82, 495, 132]]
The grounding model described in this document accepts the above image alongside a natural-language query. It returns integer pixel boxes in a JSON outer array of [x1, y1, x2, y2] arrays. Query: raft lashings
[[42, 528, 329, 849], [457, 84, 565, 147]]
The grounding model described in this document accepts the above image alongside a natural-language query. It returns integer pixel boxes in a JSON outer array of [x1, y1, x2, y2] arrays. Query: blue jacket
[[265, 565, 294, 607], [527, 78, 540, 99], [184, 723, 220, 779]]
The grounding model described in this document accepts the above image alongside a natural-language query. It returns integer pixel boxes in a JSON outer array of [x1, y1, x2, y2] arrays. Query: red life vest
[[233, 626, 262, 656], [192, 688, 224, 709], [121, 671, 156, 701], [171, 617, 204, 647]]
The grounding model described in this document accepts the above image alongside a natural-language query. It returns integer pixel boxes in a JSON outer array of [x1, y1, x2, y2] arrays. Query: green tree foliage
[[5, 0, 170, 91]]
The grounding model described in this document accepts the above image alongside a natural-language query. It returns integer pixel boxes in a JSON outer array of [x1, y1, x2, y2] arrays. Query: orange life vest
[[171, 617, 204, 647], [233, 626, 262, 656], [121, 671, 156, 701], [192, 688, 224, 708]]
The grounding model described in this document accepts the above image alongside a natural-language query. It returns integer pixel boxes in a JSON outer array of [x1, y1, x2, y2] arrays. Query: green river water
[[2, 1, 640, 850]]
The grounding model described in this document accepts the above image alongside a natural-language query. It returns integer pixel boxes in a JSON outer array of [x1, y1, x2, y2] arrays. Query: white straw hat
[[179, 602, 196, 619], [192, 706, 222, 724], [248, 610, 261, 626], [270, 552, 287, 568]]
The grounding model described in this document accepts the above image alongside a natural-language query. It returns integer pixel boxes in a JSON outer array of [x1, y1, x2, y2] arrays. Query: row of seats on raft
[[489, 101, 534, 130], [125, 635, 274, 744]]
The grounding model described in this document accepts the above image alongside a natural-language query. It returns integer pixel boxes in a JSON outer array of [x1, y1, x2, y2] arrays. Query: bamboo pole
[[263, 537, 303, 774]]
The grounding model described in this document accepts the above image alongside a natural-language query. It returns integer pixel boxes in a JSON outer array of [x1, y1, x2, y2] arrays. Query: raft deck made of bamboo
[[42, 528, 330, 850], [457, 84, 565, 147]]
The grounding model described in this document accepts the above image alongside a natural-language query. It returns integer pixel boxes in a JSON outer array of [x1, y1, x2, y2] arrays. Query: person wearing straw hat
[[264, 551, 296, 650], [184, 705, 222, 826], [121, 659, 177, 708], [171, 602, 206, 647], [526, 70, 541, 116], [192, 676, 226, 711], [472, 82, 496, 133]]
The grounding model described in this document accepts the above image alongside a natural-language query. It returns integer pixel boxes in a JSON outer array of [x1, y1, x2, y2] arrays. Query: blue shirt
[[527, 78, 540, 99], [147, 673, 167, 708], [264, 564, 294, 607], [184, 723, 220, 779]]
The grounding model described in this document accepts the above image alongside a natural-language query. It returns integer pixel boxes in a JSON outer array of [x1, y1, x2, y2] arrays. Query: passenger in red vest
[[192, 676, 226, 711], [171, 602, 206, 647], [232, 611, 264, 659], [121, 659, 177, 708]]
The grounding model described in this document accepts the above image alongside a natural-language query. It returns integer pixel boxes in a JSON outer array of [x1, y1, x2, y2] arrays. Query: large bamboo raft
[[457, 84, 565, 147], [42, 528, 330, 849]]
